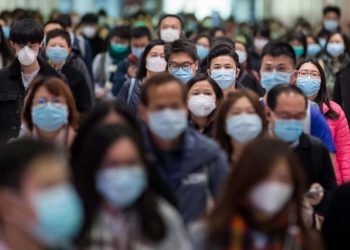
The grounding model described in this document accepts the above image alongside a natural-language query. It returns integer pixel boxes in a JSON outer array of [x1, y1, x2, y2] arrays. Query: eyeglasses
[[168, 62, 194, 72], [298, 71, 320, 79]]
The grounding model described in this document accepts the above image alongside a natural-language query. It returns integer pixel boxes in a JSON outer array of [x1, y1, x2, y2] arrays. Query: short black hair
[[207, 44, 239, 68], [165, 38, 198, 62], [44, 19, 66, 30], [131, 26, 151, 41], [261, 41, 296, 66], [140, 73, 186, 106], [81, 13, 98, 24], [158, 14, 184, 30], [253, 23, 271, 38], [109, 26, 131, 41], [56, 14, 72, 28], [10, 18, 43, 44], [267, 84, 307, 111], [323, 5, 341, 17], [288, 32, 307, 58], [211, 37, 235, 49], [46, 29, 71, 48]]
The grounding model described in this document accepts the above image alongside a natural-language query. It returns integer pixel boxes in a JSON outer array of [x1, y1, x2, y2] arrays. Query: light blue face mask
[[169, 67, 194, 84], [211, 69, 236, 90], [296, 76, 321, 97], [96, 166, 147, 208], [46, 47, 69, 64], [32, 103, 68, 132], [226, 113, 263, 144], [131, 46, 145, 59], [261, 70, 292, 92], [319, 38, 327, 50], [326, 42, 345, 57], [307, 44, 321, 56], [273, 118, 305, 142], [148, 109, 188, 140], [324, 20, 339, 32], [196, 45, 209, 60], [31, 184, 83, 247], [2, 26, 10, 39], [236, 50, 247, 64]]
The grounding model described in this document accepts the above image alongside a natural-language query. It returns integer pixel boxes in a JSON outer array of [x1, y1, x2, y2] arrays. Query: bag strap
[[127, 78, 136, 105]]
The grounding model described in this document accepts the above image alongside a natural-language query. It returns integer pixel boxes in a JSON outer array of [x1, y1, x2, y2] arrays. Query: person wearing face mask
[[0, 18, 63, 144], [45, 29, 93, 113], [190, 138, 323, 250], [306, 35, 323, 59], [207, 44, 242, 96], [267, 84, 337, 222], [186, 75, 223, 137], [0, 25, 14, 69], [22, 77, 79, 151], [0, 139, 83, 250], [116, 40, 166, 116], [139, 73, 229, 225], [72, 124, 191, 249], [319, 6, 341, 37], [249, 24, 271, 72], [93, 26, 130, 100], [321, 32, 350, 97], [158, 14, 183, 43], [194, 34, 211, 74], [295, 59, 350, 185], [214, 90, 268, 164], [166, 39, 199, 85], [288, 32, 307, 64], [113, 27, 151, 96], [235, 41, 265, 96]]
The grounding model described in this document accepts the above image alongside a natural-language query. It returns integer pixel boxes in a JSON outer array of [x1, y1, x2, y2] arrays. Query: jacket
[[143, 126, 230, 224], [334, 62, 350, 123], [0, 58, 62, 144], [116, 78, 142, 116], [323, 101, 350, 184], [112, 57, 138, 96]]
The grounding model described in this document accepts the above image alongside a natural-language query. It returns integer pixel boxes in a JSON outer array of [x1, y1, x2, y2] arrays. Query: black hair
[[207, 44, 239, 68], [131, 26, 151, 41], [46, 29, 71, 48], [80, 13, 98, 24], [0, 28, 14, 66], [210, 27, 225, 38], [10, 18, 43, 44], [261, 41, 296, 66], [72, 124, 167, 246], [0, 139, 56, 190], [267, 84, 307, 111], [164, 38, 198, 62], [323, 5, 341, 17], [108, 25, 131, 41], [194, 34, 212, 46], [253, 23, 271, 38], [44, 19, 66, 30], [211, 37, 235, 49], [158, 14, 184, 30], [136, 39, 165, 80], [288, 32, 307, 58], [56, 14, 72, 28]]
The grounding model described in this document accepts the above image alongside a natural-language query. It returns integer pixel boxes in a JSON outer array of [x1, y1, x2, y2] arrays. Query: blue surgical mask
[[46, 47, 69, 64], [296, 76, 321, 97], [170, 67, 194, 84], [196, 45, 209, 60], [327, 42, 345, 57], [324, 20, 339, 32], [148, 109, 187, 140], [273, 118, 305, 142], [32, 103, 68, 132], [236, 50, 247, 64], [30, 184, 83, 247], [96, 166, 147, 208], [226, 113, 263, 144], [2, 26, 10, 39], [307, 44, 321, 56], [131, 46, 145, 59], [319, 38, 327, 49], [261, 70, 292, 92], [211, 69, 236, 90]]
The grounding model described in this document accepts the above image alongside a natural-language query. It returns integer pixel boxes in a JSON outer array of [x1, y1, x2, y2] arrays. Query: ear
[[138, 104, 148, 123], [236, 68, 241, 77], [265, 106, 273, 124], [290, 70, 298, 85], [194, 60, 199, 72], [9, 40, 15, 48], [207, 68, 211, 76]]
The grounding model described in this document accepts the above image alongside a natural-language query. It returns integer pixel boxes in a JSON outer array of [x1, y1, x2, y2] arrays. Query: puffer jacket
[[323, 101, 350, 184]]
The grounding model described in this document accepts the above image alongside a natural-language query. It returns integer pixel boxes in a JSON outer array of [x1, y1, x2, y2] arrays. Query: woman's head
[[45, 29, 71, 65], [23, 77, 79, 132], [325, 32, 348, 58], [194, 34, 211, 61], [235, 41, 248, 65], [306, 35, 322, 57], [136, 39, 166, 79]]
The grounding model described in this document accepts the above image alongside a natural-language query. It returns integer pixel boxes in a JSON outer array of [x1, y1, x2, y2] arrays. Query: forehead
[[298, 62, 319, 72], [44, 23, 63, 33], [147, 81, 184, 102], [235, 42, 246, 51], [231, 96, 254, 109], [190, 80, 213, 91], [161, 17, 181, 27], [47, 36, 68, 46], [104, 138, 139, 160], [329, 33, 343, 42], [168, 52, 193, 63], [211, 55, 235, 65], [149, 45, 164, 54], [261, 55, 295, 68], [275, 92, 306, 111], [197, 37, 210, 45]]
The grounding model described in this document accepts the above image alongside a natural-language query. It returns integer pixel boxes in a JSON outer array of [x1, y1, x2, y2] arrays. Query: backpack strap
[[127, 78, 136, 105]]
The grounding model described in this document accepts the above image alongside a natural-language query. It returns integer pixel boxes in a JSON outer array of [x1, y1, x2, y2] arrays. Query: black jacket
[[0, 58, 62, 143], [334, 64, 350, 123], [293, 133, 337, 215]]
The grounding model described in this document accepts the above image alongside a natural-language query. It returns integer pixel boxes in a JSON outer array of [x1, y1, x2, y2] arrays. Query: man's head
[[45, 29, 72, 64], [130, 26, 151, 58], [158, 14, 183, 43], [80, 13, 99, 39], [165, 39, 198, 84], [43, 20, 65, 36], [323, 5, 341, 32], [260, 41, 296, 93], [108, 26, 130, 55], [266, 84, 307, 143]]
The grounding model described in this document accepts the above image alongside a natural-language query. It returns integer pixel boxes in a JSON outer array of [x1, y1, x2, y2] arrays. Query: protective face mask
[[2, 25, 10, 39], [30, 184, 83, 247], [196, 44, 209, 60], [273, 118, 305, 142], [236, 50, 247, 64], [211, 69, 236, 90], [170, 67, 194, 84], [261, 70, 292, 92], [292, 45, 304, 57], [17, 46, 37, 66], [148, 109, 188, 140], [249, 181, 293, 217], [254, 38, 268, 51], [188, 94, 216, 117], [96, 166, 147, 209], [307, 44, 321, 56], [160, 28, 180, 43], [110, 43, 129, 54], [226, 113, 263, 144], [324, 20, 339, 32], [131, 46, 145, 59], [296, 76, 321, 97], [326, 42, 345, 57], [146, 56, 167, 72], [319, 38, 327, 49], [46, 47, 69, 64], [82, 26, 97, 38], [32, 103, 68, 132]]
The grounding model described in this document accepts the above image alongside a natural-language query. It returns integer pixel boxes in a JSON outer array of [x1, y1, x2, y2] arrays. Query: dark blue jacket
[[116, 78, 142, 116], [112, 58, 132, 96]]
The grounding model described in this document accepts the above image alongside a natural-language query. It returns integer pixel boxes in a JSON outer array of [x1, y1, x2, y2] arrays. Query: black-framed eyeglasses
[[168, 62, 194, 72]]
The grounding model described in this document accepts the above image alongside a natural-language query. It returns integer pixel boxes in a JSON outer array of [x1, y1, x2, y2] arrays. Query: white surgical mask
[[160, 28, 180, 43], [146, 56, 167, 72], [254, 38, 268, 51], [17, 46, 37, 66], [82, 26, 97, 38], [188, 94, 216, 117]]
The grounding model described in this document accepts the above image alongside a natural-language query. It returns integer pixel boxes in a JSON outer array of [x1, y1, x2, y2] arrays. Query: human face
[[209, 55, 239, 73], [235, 42, 246, 53], [187, 80, 216, 102], [324, 11, 339, 22], [168, 52, 198, 76], [306, 36, 317, 45], [46, 36, 70, 51], [264, 158, 292, 185], [110, 36, 129, 46], [260, 55, 295, 74], [44, 23, 63, 35], [32, 86, 67, 108], [226, 97, 256, 120], [160, 17, 181, 32], [329, 33, 344, 44], [131, 36, 149, 48], [296, 62, 321, 100], [11, 42, 41, 55], [196, 37, 210, 49], [147, 45, 165, 58]]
